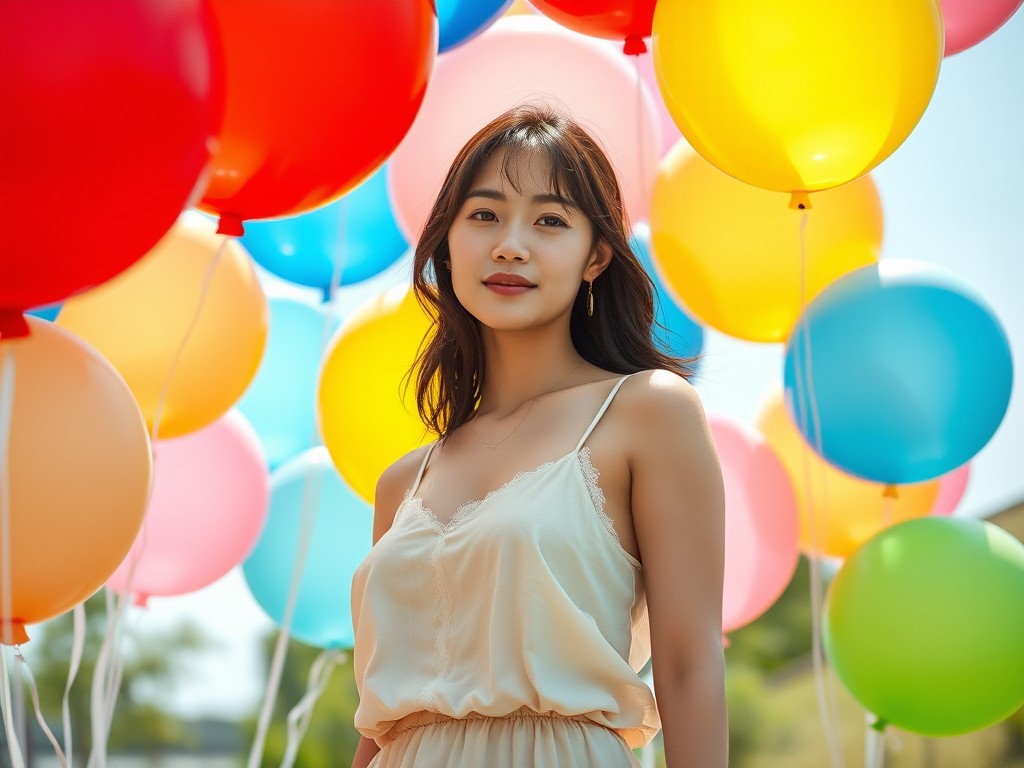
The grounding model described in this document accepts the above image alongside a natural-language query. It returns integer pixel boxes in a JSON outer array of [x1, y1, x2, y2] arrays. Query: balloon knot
[[870, 717, 888, 732], [216, 212, 246, 237], [0, 310, 31, 341], [883, 484, 899, 499], [789, 191, 812, 210], [623, 36, 647, 56], [1, 620, 30, 646]]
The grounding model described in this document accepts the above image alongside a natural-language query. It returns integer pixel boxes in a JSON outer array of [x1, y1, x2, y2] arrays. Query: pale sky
[[25, 10, 1023, 721]]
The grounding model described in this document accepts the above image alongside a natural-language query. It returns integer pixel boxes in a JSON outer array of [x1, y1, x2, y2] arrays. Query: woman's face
[[446, 149, 604, 332]]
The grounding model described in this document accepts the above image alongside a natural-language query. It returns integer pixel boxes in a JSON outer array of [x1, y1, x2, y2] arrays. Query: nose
[[492, 222, 529, 263]]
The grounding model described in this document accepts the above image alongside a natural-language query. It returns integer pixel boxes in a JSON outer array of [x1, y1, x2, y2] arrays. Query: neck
[[478, 324, 585, 416]]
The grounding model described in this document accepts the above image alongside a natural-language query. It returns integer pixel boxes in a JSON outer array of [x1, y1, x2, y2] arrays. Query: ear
[[584, 240, 613, 281]]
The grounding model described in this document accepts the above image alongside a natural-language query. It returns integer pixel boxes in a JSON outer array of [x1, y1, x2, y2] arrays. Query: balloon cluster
[[4, 1, 1021, 742]]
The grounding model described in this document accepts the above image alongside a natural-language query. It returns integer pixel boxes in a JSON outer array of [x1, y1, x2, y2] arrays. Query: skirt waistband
[[378, 706, 605, 746]]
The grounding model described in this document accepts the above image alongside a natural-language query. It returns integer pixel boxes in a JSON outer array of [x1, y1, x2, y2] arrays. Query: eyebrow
[[465, 188, 578, 210]]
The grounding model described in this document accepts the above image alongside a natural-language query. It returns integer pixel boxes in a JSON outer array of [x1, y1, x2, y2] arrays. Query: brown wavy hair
[[410, 104, 696, 439]]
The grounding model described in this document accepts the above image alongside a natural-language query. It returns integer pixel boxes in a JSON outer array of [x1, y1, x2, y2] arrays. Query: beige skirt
[[369, 707, 642, 768]]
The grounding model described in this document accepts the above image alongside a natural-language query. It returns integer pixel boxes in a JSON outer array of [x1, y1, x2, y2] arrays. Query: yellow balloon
[[650, 143, 882, 342], [59, 213, 268, 439], [505, 0, 538, 16], [757, 393, 939, 558], [652, 0, 943, 193], [318, 284, 434, 504]]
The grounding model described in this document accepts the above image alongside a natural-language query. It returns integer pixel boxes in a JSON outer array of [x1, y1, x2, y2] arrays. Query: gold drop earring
[[587, 280, 594, 317]]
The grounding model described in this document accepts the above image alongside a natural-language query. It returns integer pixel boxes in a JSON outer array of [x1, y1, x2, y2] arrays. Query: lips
[[483, 272, 536, 288]]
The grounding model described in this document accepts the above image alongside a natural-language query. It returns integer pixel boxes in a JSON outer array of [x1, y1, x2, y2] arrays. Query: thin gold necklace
[[471, 360, 586, 449]]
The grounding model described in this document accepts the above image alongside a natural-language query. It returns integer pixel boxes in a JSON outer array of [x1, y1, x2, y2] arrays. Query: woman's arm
[[350, 447, 430, 768], [626, 371, 728, 768]]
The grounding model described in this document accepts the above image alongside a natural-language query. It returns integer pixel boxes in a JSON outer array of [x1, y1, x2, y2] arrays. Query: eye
[[469, 210, 497, 222], [537, 214, 568, 227]]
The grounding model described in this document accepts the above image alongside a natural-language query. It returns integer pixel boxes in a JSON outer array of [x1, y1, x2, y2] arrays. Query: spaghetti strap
[[574, 374, 634, 452], [410, 443, 436, 495]]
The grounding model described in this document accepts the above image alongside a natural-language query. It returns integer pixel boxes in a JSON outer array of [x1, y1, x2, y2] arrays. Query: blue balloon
[[236, 298, 339, 470], [240, 164, 407, 297], [630, 224, 704, 362], [243, 448, 373, 649], [27, 303, 61, 322], [437, 0, 513, 53], [784, 259, 1013, 485]]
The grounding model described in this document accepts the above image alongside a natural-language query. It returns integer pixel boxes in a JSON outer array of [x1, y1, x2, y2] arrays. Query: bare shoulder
[[373, 442, 433, 544], [617, 369, 710, 446]]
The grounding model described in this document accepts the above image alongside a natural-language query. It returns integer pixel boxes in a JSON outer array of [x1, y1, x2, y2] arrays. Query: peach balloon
[[0, 318, 151, 644], [650, 143, 882, 343], [757, 392, 940, 558], [387, 15, 661, 242], [59, 213, 268, 439], [709, 416, 800, 634], [106, 411, 269, 603]]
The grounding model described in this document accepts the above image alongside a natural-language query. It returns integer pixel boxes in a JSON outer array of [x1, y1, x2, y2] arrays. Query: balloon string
[[18, 652, 69, 767], [634, 56, 650, 226], [1, 347, 17, 650], [280, 648, 346, 768], [63, 602, 87, 768], [864, 713, 886, 768], [0, 647, 26, 768], [247, 201, 345, 768], [793, 210, 846, 768]]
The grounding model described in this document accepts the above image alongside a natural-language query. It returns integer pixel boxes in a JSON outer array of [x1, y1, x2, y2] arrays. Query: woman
[[350, 105, 727, 767]]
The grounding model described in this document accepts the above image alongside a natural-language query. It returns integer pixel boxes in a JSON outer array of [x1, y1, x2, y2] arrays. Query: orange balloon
[[756, 392, 939, 558], [1, 319, 151, 643], [59, 214, 268, 439], [318, 285, 434, 503], [650, 143, 882, 342]]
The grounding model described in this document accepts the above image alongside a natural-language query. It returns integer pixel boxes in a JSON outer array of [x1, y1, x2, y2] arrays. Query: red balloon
[[530, 0, 656, 51], [199, 0, 437, 231], [0, 0, 224, 335]]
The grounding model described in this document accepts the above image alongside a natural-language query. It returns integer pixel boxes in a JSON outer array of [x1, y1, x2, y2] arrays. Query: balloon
[[757, 393, 940, 558], [940, 0, 1023, 56], [708, 417, 799, 634], [242, 448, 373, 649], [505, 0, 539, 14], [318, 285, 434, 504], [107, 412, 269, 603], [825, 517, 1024, 736], [530, 0, 657, 51], [784, 259, 1013, 484], [652, 0, 942, 195], [240, 165, 408, 295], [199, 0, 436, 228], [0, 0, 222, 331], [58, 213, 268, 439], [931, 464, 971, 517], [388, 15, 662, 242], [629, 224, 704, 361], [237, 298, 339, 470], [438, 0, 514, 52], [26, 304, 61, 323], [650, 143, 882, 343], [0, 318, 151, 643]]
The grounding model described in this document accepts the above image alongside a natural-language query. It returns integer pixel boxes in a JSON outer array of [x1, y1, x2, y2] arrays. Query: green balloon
[[824, 517, 1024, 736]]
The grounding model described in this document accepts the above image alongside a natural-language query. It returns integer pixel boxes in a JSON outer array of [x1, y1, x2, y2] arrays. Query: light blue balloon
[[240, 164, 407, 297], [784, 259, 1013, 485], [243, 448, 373, 649], [630, 224, 704, 363], [27, 303, 61, 322], [236, 298, 339, 471], [437, 0, 513, 53]]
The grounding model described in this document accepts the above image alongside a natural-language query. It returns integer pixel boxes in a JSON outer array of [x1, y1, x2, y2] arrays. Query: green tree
[[14, 591, 212, 764]]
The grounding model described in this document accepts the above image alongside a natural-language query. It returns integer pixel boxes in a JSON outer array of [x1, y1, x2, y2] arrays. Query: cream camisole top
[[350, 375, 661, 748]]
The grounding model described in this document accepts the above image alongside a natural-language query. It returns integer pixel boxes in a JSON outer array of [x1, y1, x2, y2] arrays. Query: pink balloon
[[107, 411, 269, 603], [931, 463, 971, 516], [388, 15, 662, 242], [709, 416, 800, 635], [940, 0, 1022, 56], [635, 47, 682, 157]]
